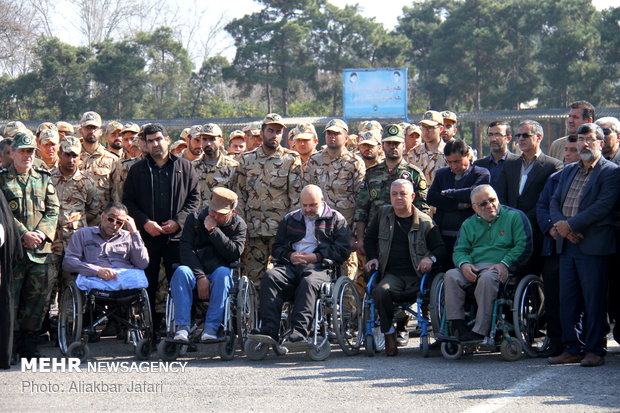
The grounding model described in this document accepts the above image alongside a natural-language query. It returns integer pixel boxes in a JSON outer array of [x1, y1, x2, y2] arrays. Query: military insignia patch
[[418, 180, 427, 190], [370, 188, 377, 199], [47, 183, 56, 194], [8, 200, 18, 210], [400, 171, 411, 180]]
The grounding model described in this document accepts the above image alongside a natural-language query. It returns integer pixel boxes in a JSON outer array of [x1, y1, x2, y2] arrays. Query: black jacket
[[123, 153, 201, 241], [272, 204, 351, 266], [180, 208, 247, 277]]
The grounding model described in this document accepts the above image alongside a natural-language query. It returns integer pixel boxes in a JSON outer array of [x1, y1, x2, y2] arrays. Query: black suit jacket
[[496, 153, 563, 223]]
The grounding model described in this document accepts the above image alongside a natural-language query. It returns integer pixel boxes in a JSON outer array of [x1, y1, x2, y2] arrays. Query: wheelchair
[[244, 260, 363, 361], [429, 271, 549, 361], [362, 270, 433, 357], [58, 281, 153, 363], [156, 263, 257, 361]]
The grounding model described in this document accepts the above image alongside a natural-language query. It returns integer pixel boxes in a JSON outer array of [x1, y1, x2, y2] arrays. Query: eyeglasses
[[487, 133, 507, 138], [476, 197, 496, 207], [602, 128, 612, 136], [106, 217, 125, 227], [514, 133, 535, 139]]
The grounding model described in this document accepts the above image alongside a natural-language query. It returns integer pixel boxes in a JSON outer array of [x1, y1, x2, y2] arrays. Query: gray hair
[[470, 184, 497, 203], [391, 179, 414, 193], [595, 117, 620, 134], [518, 120, 544, 138]]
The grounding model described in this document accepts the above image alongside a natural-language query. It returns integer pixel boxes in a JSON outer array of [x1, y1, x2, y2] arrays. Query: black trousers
[[373, 272, 420, 333], [541, 254, 562, 348], [259, 263, 330, 338], [144, 236, 180, 321]]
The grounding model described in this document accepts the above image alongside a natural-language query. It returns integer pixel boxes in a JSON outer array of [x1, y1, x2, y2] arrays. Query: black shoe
[[288, 331, 305, 343], [20, 333, 41, 360], [450, 319, 469, 339], [396, 330, 409, 347], [459, 330, 484, 344], [251, 327, 279, 343], [613, 323, 620, 344]]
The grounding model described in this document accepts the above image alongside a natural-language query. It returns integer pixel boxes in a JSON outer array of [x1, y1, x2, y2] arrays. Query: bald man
[[253, 185, 351, 343]]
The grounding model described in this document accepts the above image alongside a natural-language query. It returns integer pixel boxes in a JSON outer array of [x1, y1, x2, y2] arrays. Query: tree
[[184, 55, 229, 118], [595, 6, 620, 105]]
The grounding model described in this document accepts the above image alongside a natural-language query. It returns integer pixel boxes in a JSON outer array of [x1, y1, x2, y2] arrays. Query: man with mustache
[[548, 123, 620, 367]]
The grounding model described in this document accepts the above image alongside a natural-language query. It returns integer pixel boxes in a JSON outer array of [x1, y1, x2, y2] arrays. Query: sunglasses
[[602, 128, 612, 136], [514, 133, 535, 139], [106, 217, 125, 227], [476, 197, 497, 207]]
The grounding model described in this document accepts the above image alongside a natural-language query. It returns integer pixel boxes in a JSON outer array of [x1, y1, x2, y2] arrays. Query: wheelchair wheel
[[218, 332, 236, 361], [306, 336, 331, 361], [364, 334, 375, 357], [332, 277, 362, 356], [513, 274, 549, 358], [236, 276, 258, 348], [135, 338, 152, 360], [429, 273, 446, 338], [440, 341, 463, 360], [420, 335, 430, 358], [500, 338, 523, 361], [157, 340, 180, 361], [67, 341, 90, 363], [58, 283, 83, 356], [244, 338, 269, 361]]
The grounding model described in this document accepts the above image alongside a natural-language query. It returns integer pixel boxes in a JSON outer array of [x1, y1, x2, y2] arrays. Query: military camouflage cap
[[359, 120, 383, 133], [242, 123, 261, 134], [325, 119, 348, 133], [262, 113, 285, 127], [382, 124, 405, 143], [420, 110, 443, 127], [3, 121, 28, 138], [405, 124, 421, 136], [11, 131, 38, 150], [202, 123, 223, 137], [358, 130, 381, 146], [441, 110, 458, 123], [39, 128, 60, 145], [169, 140, 188, 152], [36, 122, 56, 136], [188, 125, 203, 139], [105, 121, 123, 135], [121, 123, 140, 134], [229, 130, 245, 140], [179, 127, 191, 141], [291, 123, 317, 140], [56, 121, 75, 135], [80, 111, 102, 128], [60, 136, 82, 155]]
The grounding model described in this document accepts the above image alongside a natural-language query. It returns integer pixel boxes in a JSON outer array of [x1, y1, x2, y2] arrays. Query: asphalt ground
[[1, 335, 619, 412]]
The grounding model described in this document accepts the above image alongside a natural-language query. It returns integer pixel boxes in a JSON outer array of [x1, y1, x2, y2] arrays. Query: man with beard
[[549, 101, 595, 161], [235, 113, 302, 287], [183, 124, 206, 162], [474, 121, 519, 190], [596, 117, 620, 165], [549, 123, 620, 367], [120, 123, 140, 160], [192, 123, 239, 209], [357, 130, 383, 169], [123, 123, 200, 335], [440, 111, 459, 143], [79, 111, 118, 217], [243, 123, 262, 152], [104, 121, 124, 158]]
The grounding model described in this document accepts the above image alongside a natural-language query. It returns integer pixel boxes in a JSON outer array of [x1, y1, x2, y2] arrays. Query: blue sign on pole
[[342, 68, 408, 121]]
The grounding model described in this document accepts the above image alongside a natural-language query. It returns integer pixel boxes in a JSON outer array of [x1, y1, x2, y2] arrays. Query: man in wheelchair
[[253, 185, 350, 344], [444, 184, 532, 343], [364, 179, 446, 356], [169, 187, 247, 342]]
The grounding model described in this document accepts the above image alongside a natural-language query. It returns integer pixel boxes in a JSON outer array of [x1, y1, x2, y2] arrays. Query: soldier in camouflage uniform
[[407, 110, 447, 186], [227, 130, 247, 158], [289, 122, 319, 175], [193, 122, 239, 208], [304, 119, 365, 278], [36, 126, 60, 170], [50, 137, 99, 295], [235, 113, 302, 286], [78, 111, 118, 219], [0, 132, 59, 360], [354, 124, 429, 252], [110, 138, 144, 203], [357, 129, 384, 169]]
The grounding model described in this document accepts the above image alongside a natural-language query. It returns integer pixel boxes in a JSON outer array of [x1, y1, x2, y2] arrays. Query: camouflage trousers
[[44, 254, 77, 317], [242, 236, 275, 288], [13, 258, 56, 332], [340, 251, 359, 280]]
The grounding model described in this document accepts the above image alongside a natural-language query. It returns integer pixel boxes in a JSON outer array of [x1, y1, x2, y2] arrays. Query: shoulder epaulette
[[33, 166, 52, 175]]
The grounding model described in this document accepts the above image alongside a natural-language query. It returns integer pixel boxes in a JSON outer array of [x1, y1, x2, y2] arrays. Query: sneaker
[[396, 330, 409, 347], [288, 331, 305, 343], [201, 332, 218, 341], [173, 329, 189, 342]]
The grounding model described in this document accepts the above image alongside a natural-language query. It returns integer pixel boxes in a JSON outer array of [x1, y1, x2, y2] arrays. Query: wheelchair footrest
[[248, 334, 278, 346]]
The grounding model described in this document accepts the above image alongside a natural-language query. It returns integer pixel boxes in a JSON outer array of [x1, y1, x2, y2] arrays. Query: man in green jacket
[[444, 184, 532, 343]]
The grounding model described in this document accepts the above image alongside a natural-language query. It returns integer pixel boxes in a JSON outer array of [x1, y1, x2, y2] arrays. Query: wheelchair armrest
[[229, 261, 240, 269], [322, 258, 335, 267]]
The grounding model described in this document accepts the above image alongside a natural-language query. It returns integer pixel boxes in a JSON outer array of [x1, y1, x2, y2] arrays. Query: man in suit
[[474, 121, 519, 191], [549, 101, 595, 161], [497, 120, 562, 274], [548, 123, 620, 367]]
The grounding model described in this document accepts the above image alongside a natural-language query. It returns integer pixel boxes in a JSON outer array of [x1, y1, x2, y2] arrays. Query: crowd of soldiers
[[0, 99, 618, 367]]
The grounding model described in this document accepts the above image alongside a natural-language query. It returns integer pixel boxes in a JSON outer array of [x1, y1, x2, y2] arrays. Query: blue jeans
[[170, 265, 232, 336]]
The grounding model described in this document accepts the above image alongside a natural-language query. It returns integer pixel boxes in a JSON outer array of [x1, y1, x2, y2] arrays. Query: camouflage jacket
[[110, 156, 142, 204], [192, 153, 239, 209], [80, 144, 118, 214], [303, 148, 365, 225], [50, 167, 99, 255], [407, 141, 446, 186], [354, 159, 429, 225], [0, 165, 59, 263], [235, 145, 302, 237]]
